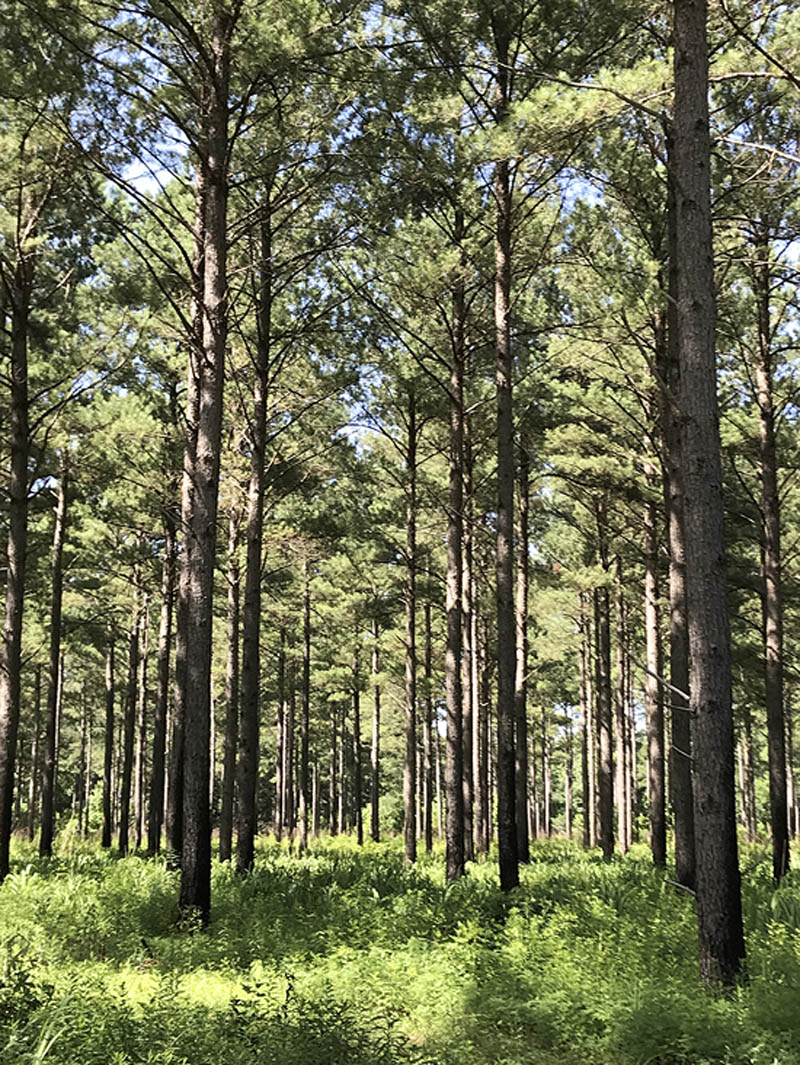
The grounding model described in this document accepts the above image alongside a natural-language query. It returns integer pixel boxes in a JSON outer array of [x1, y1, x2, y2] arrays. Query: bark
[[404, 389, 418, 865], [673, 0, 745, 984], [478, 618, 491, 854], [787, 701, 797, 839], [614, 566, 629, 853], [237, 192, 272, 874], [39, 466, 69, 858], [515, 438, 530, 862], [493, 11, 518, 892], [754, 236, 789, 880], [284, 657, 295, 835], [423, 602, 433, 852], [0, 207, 33, 878], [594, 508, 614, 861], [219, 508, 240, 862], [579, 596, 593, 848], [352, 650, 363, 846], [446, 249, 465, 879], [370, 620, 381, 843], [27, 666, 41, 842], [661, 170, 696, 888], [274, 628, 286, 839], [298, 563, 311, 851], [644, 480, 666, 867], [328, 699, 337, 835], [134, 596, 149, 850], [118, 582, 140, 857]]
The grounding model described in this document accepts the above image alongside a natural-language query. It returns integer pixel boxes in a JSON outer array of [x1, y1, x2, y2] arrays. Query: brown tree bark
[[298, 562, 311, 851], [352, 648, 363, 846], [673, 0, 745, 984], [118, 580, 140, 857], [492, 9, 518, 892], [515, 438, 530, 862], [102, 643, 114, 847], [594, 506, 614, 861], [753, 234, 789, 881], [219, 508, 240, 862], [370, 619, 381, 843], [27, 666, 42, 842], [423, 601, 434, 852], [404, 388, 418, 865], [134, 596, 150, 850], [644, 475, 666, 868], [614, 564, 629, 853], [39, 465, 69, 858]]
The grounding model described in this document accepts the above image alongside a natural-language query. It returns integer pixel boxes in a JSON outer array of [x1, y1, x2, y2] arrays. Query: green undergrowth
[[1, 836, 799, 1064]]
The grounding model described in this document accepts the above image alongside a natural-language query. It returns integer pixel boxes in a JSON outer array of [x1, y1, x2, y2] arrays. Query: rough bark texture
[[423, 601, 433, 852], [237, 198, 271, 873], [446, 260, 465, 881], [371, 620, 381, 843], [352, 650, 363, 846], [644, 478, 666, 867], [0, 204, 33, 878], [661, 171, 696, 889], [493, 11, 518, 892], [404, 390, 418, 865], [594, 509, 614, 861], [514, 439, 530, 862], [753, 237, 789, 881], [118, 583, 140, 857], [219, 509, 240, 862], [179, 7, 231, 921], [673, 0, 745, 985], [102, 642, 115, 848], [299, 563, 311, 851], [39, 467, 69, 858]]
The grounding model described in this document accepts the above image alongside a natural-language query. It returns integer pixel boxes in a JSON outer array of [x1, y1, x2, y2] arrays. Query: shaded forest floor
[[0, 835, 799, 1065]]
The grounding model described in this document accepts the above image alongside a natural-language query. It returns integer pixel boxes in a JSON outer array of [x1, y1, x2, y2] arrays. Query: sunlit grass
[[1, 834, 799, 1063]]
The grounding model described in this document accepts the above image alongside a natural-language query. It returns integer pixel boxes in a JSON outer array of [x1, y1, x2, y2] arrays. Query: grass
[[0, 834, 799, 1064]]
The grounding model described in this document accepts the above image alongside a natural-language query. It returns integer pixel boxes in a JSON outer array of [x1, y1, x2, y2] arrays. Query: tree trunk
[[753, 236, 789, 881], [27, 666, 41, 842], [673, 0, 745, 984], [118, 582, 140, 857], [352, 649, 363, 846], [423, 601, 433, 852], [0, 210, 33, 879], [298, 562, 311, 851], [237, 194, 271, 874], [404, 388, 418, 865], [39, 465, 69, 858], [102, 644, 114, 847], [178, 8, 232, 921], [614, 564, 629, 853], [594, 508, 614, 860], [515, 438, 530, 862], [644, 479, 666, 867], [492, 11, 518, 893], [134, 596, 149, 850], [219, 508, 240, 861], [328, 699, 337, 835], [661, 171, 696, 888], [371, 619, 381, 843], [274, 628, 286, 840]]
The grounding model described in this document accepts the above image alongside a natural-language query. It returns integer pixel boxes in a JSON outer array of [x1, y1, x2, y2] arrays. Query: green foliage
[[2, 840, 800, 1064]]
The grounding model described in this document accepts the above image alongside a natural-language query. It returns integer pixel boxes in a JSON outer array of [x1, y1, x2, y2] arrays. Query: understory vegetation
[[0, 837, 798, 1065]]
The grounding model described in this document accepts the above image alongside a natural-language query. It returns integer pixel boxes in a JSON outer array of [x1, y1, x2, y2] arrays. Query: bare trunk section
[[27, 666, 42, 842], [298, 562, 311, 851], [754, 237, 789, 881], [0, 205, 33, 878], [352, 649, 363, 846], [118, 580, 140, 857], [492, 12, 518, 892], [404, 389, 418, 865], [446, 224, 465, 880], [594, 506, 614, 861], [644, 473, 666, 867], [102, 644, 115, 847], [237, 190, 271, 874], [423, 601, 433, 852], [515, 438, 530, 862], [219, 508, 240, 861], [673, 0, 745, 984], [614, 565, 629, 853], [370, 620, 381, 843], [39, 465, 69, 858], [579, 595, 596, 849]]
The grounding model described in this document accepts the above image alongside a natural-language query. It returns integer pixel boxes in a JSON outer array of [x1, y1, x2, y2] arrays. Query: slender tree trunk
[[27, 666, 41, 842], [39, 465, 69, 858], [274, 629, 286, 840], [118, 582, 140, 857], [423, 601, 433, 853], [178, 8, 232, 921], [462, 424, 475, 864], [674, 0, 745, 984], [515, 438, 530, 862], [787, 700, 796, 839], [237, 194, 272, 874], [565, 718, 574, 839], [644, 478, 666, 867], [614, 564, 629, 853], [353, 649, 363, 846], [404, 389, 418, 865], [370, 620, 381, 843], [134, 597, 149, 850], [0, 215, 33, 879], [594, 507, 614, 860], [446, 245, 465, 879], [218, 509, 240, 861], [102, 644, 115, 847], [477, 618, 491, 854], [493, 12, 518, 892], [661, 176, 696, 888], [753, 237, 789, 880], [329, 700, 337, 835], [284, 658, 295, 836], [299, 562, 311, 851]]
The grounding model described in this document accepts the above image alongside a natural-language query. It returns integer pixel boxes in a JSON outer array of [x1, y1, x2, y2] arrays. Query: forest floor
[[0, 835, 798, 1065]]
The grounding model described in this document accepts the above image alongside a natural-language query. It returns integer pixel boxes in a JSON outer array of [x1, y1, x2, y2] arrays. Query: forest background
[[2, 0, 800, 1062]]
